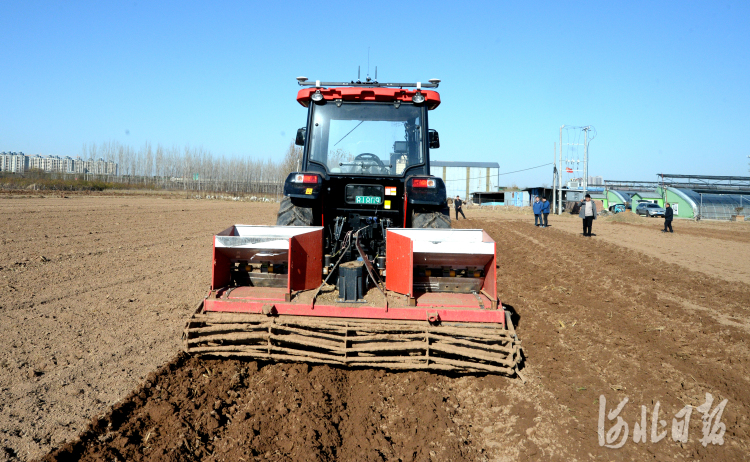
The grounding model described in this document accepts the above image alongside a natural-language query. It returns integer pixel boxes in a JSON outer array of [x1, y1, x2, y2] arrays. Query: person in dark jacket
[[663, 203, 674, 233], [532, 197, 542, 226], [454, 195, 466, 219], [541, 197, 550, 227], [578, 193, 597, 236]]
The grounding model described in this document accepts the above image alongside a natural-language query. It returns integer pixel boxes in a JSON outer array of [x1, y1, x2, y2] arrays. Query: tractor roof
[[296, 87, 441, 110]]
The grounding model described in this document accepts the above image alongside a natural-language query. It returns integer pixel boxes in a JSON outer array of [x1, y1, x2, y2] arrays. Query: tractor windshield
[[308, 102, 425, 176]]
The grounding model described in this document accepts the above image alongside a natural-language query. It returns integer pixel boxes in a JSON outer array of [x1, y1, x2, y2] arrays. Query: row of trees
[[79, 140, 303, 194]]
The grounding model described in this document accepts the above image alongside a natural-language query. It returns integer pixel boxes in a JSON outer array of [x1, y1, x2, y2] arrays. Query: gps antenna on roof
[[296, 77, 440, 89]]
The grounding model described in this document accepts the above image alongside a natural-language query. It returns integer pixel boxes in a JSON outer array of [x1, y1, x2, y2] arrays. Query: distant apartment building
[[567, 177, 604, 189], [61, 156, 74, 173], [0, 152, 27, 173], [28, 154, 44, 170], [0, 152, 117, 176]]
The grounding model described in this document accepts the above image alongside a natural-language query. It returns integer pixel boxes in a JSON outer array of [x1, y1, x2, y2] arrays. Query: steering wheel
[[354, 153, 385, 168]]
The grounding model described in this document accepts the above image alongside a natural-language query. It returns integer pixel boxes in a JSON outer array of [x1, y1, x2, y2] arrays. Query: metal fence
[[0, 171, 285, 197]]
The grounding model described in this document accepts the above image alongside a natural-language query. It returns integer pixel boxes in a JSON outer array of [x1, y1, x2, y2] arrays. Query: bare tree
[[279, 141, 303, 178], [154, 144, 164, 187], [81, 137, 310, 194], [143, 142, 153, 183]]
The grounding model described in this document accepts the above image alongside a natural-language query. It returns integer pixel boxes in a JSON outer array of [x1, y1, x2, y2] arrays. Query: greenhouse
[[604, 190, 631, 208], [666, 188, 749, 221]]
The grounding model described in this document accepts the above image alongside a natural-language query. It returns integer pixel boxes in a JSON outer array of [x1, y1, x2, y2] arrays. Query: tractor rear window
[[308, 102, 425, 176]]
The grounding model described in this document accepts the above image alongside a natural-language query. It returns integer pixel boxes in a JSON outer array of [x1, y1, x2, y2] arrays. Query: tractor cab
[[295, 82, 442, 179], [279, 78, 451, 283]]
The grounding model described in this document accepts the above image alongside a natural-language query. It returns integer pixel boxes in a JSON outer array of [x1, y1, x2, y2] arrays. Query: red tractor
[[184, 77, 522, 376]]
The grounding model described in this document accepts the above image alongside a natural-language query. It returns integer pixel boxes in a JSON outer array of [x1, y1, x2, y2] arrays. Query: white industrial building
[[430, 161, 499, 200]]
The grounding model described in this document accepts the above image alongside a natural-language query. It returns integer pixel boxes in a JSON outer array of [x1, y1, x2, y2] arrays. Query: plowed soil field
[[1, 195, 749, 461]]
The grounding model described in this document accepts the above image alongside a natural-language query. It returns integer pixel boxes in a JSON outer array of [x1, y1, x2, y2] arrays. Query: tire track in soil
[[608, 221, 750, 244], [455, 217, 750, 460]]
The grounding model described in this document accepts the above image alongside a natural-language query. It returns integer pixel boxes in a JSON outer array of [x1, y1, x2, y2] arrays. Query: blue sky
[[2, 1, 748, 187]]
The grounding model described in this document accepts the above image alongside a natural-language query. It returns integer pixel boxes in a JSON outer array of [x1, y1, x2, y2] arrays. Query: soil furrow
[[1, 196, 748, 461]]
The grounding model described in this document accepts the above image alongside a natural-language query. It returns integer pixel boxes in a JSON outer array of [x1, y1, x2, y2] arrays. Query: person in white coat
[[578, 194, 597, 236]]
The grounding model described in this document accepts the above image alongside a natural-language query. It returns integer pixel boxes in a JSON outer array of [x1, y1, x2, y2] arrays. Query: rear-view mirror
[[295, 128, 306, 146], [429, 129, 440, 149]]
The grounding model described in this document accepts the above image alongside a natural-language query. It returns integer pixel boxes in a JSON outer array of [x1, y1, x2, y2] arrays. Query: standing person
[[663, 202, 674, 233], [579, 193, 597, 236], [454, 195, 466, 219], [541, 197, 550, 227], [533, 196, 542, 226]]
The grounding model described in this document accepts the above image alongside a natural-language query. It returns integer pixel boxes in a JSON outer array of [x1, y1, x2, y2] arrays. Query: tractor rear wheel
[[412, 209, 451, 229], [276, 196, 313, 226]]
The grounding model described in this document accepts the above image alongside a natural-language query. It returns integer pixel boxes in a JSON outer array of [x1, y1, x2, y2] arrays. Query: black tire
[[276, 196, 313, 226], [411, 209, 451, 229]]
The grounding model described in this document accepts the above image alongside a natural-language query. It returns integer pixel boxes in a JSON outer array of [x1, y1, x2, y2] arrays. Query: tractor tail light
[[412, 178, 436, 188], [292, 174, 320, 184]]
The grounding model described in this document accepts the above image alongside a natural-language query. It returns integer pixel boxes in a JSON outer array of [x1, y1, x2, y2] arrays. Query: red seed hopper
[[184, 225, 522, 375]]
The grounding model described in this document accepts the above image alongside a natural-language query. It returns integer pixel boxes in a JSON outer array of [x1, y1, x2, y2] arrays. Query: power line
[[441, 162, 554, 181], [498, 162, 553, 176]]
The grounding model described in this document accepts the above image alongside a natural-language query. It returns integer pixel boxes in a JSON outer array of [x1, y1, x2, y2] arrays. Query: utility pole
[[552, 142, 557, 214], [582, 126, 590, 197], [558, 125, 564, 214]]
